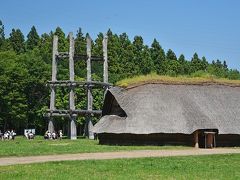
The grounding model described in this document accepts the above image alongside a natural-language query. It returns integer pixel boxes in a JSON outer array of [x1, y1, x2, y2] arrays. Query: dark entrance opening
[[198, 129, 218, 148], [204, 131, 216, 148]]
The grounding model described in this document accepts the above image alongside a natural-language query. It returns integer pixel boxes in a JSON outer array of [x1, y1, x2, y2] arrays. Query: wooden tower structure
[[46, 32, 109, 139]]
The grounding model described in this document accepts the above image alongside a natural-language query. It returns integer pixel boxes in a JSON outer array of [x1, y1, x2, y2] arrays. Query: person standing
[[59, 130, 63, 140], [10, 130, 16, 140], [47, 131, 52, 139]]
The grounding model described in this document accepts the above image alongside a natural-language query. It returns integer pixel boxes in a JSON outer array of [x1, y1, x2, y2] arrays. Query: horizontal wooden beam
[[47, 81, 111, 88], [45, 113, 70, 117], [47, 109, 102, 115], [74, 55, 103, 61], [56, 53, 103, 61], [74, 109, 102, 114]]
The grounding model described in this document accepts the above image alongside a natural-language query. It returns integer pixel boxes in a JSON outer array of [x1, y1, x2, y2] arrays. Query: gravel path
[[0, 148, 240, 166]]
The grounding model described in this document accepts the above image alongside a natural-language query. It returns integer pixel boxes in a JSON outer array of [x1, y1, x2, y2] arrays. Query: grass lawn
[[0, 136, 189, 157], [0, 154, 240, 179]]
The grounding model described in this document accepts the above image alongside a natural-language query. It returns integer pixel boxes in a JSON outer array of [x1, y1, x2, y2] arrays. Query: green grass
[[1, 154, 240, 179], [0, 136, 189, 157], [116, 73, 240, 88]]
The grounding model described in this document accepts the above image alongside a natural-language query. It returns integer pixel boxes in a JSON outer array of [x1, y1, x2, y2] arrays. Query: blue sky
[[1, 0, 240, 70]]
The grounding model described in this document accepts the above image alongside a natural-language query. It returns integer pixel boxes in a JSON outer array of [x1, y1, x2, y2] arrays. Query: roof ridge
[[125, 81, 240, 90]]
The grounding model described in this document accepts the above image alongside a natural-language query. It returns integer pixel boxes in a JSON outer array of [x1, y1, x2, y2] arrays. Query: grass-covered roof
[[94, 82, 240, 135], [116, 73, 240, 88]]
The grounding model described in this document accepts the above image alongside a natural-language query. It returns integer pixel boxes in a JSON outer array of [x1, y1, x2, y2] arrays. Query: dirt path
[[0, 148, 240, 166]]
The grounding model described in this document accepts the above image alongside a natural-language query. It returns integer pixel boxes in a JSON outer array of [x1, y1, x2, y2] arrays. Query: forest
[[0, 20, 240, 134]]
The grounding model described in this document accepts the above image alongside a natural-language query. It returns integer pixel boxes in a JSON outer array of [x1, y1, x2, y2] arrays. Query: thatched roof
[[93, 83, 240, 135]]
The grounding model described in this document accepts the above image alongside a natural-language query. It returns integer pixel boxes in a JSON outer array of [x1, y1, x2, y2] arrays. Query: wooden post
[[86, 35, 93, 139], [214, 134, 216, 147], [69, 32, 77, 140], [86, 35, 93, 111], [48, 118, 54, 133], [50, 86, 56, 110], [69, 116, 77, 140], [88, 120, 94, 140], [103, 35, 108, 84], [205, 133, 207, 148], [194, 130, 199, 148], [48, 35, 58, 132], [69, 32, 75, 112], [52, 35, 58, 82], [69, 32, 75, 111]]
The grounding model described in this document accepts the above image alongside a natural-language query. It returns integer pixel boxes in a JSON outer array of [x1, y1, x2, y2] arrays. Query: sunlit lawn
[[0, 136, 190, 157], [1, 154, 240, 180]]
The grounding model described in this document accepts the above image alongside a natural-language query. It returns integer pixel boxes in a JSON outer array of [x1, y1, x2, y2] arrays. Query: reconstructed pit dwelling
[[93, 83, 240, 148]]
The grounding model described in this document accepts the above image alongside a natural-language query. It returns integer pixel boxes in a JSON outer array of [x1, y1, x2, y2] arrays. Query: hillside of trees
[[0, 20, 239, 134]]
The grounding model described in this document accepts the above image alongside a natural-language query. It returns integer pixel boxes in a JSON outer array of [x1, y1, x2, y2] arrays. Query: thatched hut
[[93, 83, 240, 147]]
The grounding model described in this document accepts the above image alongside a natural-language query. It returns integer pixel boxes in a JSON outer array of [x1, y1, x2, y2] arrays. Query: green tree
[[223, 60, 228, 70], [75, 28, 86, 54], [38, 33, 52, 63], [0, 20, 5, 49], [141, 45, 154, 74], [162, 59, 181, 76], [227, 69, 240, 80], [54, 27, 68, 52], [163, 49, 179, 75], [106, 29, 122, 82], [26, 26, 40, 50], [150, 39, 165, 74], [190, 53, 208, 73], [74, 28, 87, 77], [0, 52, 28, 132], [207, 59, 227, 77], [54, 27, 69, 80], [132, 36, 145, 75], [201, 56, 208, 70], [178, 54, 187, 74], [118, 33, 135, 78], [9, 29, 25, 54], [20, 50, 50, 131], [166, 49, 177, 61], [178, 54, 185, 63]]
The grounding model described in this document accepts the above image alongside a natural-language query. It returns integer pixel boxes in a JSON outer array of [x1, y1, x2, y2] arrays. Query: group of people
[[25, 131, 35, 140], [0, 129, 64, 140], [0, 130, 16, 140], [44, 130, 63, 140]]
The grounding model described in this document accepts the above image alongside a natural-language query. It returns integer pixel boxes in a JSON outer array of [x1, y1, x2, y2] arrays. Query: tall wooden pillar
[[48, 118, 54, 133], [69, 116, 77, 139], [87, 35, 93, 111], [51, 35, 58, 82], [49, 35, 58, 132], [69, 32, 77, 139], [194, 130, 199, 148], [85, 35, 94, 139], [103, 35, 108, 84], [103, 35, 108, 99], [88, 120, 94, 139]]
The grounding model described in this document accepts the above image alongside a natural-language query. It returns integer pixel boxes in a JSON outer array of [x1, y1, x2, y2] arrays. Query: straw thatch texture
[[93, 84, 240, 135]]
